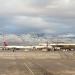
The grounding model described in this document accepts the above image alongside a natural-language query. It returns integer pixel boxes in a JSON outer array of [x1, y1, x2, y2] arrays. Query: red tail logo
[[3, 42, 8, 46]]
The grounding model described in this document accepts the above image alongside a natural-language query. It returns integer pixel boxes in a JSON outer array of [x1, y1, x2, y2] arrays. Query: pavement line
[[24, 63, 34, 75]]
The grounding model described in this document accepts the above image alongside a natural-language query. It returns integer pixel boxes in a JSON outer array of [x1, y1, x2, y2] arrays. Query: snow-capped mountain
[[0, 33, 75, 46]]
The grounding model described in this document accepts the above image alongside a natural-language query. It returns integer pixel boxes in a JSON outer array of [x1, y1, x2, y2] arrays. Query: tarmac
[[0, 51, 75, 75]]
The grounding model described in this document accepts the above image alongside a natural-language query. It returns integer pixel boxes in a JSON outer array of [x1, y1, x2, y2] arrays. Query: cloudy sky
[[0, 0, 75, 35]]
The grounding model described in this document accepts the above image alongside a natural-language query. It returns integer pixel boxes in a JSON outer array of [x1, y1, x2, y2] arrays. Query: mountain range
[[0, 33, 75, 46]]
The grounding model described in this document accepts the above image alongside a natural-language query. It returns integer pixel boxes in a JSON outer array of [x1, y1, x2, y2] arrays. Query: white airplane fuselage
[[1, 43, 75, 51]]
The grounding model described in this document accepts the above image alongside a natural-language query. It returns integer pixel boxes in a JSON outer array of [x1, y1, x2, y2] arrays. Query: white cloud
[[13, 16, 49, 29], [58, 33, 75, 38], [5, 34, 22, 43], [0, 0, 74, 17], [46, 0, 71, 9], [0, 0, 74, 35], [41, 29, 55, 34], [12, 15, 66, 34]]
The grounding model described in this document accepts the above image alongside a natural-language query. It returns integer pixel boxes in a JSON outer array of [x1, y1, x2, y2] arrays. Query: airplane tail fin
[[3, 42, 8, 46]]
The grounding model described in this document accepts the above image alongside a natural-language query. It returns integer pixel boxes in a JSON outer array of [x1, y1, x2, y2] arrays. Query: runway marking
[[24, 63, 34, 75], [25, 60, 51, 75]]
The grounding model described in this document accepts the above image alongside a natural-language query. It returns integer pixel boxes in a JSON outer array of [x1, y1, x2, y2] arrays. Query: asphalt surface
[[0, 59, 52, 75], [0, 59, 75, 75], [0, 51, 75, 75]]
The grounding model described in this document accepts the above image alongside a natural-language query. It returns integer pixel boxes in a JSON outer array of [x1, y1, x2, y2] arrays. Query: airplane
[[2, 41, 52, 51], [39, 43, 75, 51], [50, 43, 75, 51], [2, 41, 33, 50], [2, 40, 75, 51], [2, 34, 51, 51]]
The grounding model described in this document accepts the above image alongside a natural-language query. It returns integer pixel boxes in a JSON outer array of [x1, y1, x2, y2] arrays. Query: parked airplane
[[2, 41, 75, 51], [39, 43, 75, 51], [2, 41, 52, 51], [50, 43, 75, 51]]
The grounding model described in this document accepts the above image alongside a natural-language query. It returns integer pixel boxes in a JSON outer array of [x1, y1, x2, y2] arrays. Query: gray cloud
[[0, 0, 74, 17], [0, 0, 74, 35]]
